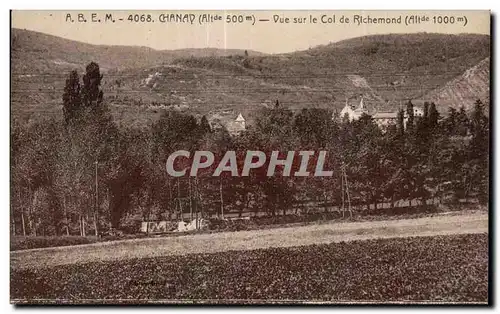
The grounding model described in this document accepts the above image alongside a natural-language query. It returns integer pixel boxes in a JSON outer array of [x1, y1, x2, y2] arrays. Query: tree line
[[10, 62, 489, 236]]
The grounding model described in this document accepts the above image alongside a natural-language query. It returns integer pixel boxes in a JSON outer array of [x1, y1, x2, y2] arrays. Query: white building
[[372, 111, 399, 128], [413, 107, 424, 117], [226, 113, 246, 136], [207, 111, 246, 136], [234, 113, 246, 130], [339, 96, 368, 121], [373, 107, 424, 129], [337, 95, 423, 130]]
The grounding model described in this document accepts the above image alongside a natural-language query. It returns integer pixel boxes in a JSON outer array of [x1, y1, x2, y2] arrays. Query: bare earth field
[[11, 233, 488, 303], [11, 212, 488, 271]]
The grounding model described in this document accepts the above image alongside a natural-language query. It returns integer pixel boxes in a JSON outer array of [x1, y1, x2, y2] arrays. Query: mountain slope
[[170, 33, 490, 106], [11, 30, 490, 126], [425, 57, 490, 111], [11, 28, 263, 73]]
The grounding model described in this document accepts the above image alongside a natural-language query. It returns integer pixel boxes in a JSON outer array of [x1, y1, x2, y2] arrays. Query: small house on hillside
[[226, 113, 246, 136], [208, 111, 246, 136]]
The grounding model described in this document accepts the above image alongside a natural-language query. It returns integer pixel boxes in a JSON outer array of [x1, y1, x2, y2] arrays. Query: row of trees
[[10, 62, 489, 236]]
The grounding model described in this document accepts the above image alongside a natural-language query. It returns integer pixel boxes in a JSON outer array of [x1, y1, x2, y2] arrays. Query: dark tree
[[456, 106, 470, 136], [428, 102, 440, 130], [406, 100, 415, 132], [62, 70, 81, 125], [443, 107, 458, 135], [81, 62, 104, 109], [423, 102, 430, 121], [199, 115, 212, 134], [397, 108, 405, 136], [468, 99, 489, 204]]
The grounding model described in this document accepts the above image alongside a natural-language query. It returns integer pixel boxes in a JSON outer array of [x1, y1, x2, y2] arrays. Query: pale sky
[[12, 10, 490, 54]]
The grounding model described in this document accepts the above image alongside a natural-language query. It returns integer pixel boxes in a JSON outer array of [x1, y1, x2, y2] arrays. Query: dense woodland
[[10, 62, 489, 236]]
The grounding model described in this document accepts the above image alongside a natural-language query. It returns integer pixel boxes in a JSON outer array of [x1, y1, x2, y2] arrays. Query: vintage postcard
[[10, 10, 490, 304]]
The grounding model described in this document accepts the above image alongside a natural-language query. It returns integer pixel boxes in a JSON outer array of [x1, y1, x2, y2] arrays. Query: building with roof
[[412, 107, 424, 117], [339, 96, 369, 121], [372, 107, 424, 129], [208, 111, 246, 136], [235, 113, 246, 129], [336, 95, 423, 130], [226, 113, 246, 136], [372, 111, 399, 128]]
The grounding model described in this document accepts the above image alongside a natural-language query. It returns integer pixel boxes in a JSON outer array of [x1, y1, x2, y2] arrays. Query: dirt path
[[11, 213, 488, 270]]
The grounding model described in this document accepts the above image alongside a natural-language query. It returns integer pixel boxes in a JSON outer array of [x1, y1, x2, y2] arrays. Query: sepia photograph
[[9, 9, 490, 305]]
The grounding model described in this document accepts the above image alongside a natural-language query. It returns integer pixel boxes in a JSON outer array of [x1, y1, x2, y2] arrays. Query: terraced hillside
[[11, 30, 490, 126]]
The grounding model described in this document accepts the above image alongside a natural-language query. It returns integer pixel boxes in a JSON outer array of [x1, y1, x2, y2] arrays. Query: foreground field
[[11, 233, 488, 304], [10, 212, 488, 270]]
